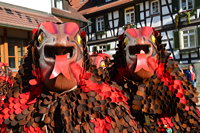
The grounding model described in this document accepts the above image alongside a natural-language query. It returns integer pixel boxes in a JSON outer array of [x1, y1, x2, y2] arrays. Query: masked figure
[[0, 63, 13, 112], [90, 52, 111, 69], [110, 27, 200, 132], [0, 22, 138, 133]]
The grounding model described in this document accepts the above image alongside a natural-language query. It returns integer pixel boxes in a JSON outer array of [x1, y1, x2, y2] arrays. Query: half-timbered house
[[72, 0, 200, 86]]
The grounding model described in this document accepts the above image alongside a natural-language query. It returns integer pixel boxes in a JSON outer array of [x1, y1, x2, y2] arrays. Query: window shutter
[[107, 45, 111, 51], [92, 46, 97, 52], [172, 0, 179, 13], [173, 30, 180, 49], [195, 0, 200, 9], [91, 18, 96, 33], [119, 9, 124, 27], [135, 5, 140, 23], [197, 27, 200, 46], [104, 14, 108, 30]]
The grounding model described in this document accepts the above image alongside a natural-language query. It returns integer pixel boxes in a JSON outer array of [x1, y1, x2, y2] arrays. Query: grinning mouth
[[128, 45, 151, 55], [44, 46, 75, 59]]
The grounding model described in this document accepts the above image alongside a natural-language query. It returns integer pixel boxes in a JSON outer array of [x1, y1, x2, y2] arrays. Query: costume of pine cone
[[109, 27, 200, 132], [0, 22, 138, 133], [0, 63, 13, 112]]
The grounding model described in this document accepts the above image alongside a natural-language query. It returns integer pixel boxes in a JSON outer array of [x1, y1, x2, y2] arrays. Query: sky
[[0, 0, 52, 13]]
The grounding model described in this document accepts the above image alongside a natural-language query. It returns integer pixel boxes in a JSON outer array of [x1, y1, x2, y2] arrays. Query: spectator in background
[[185, 64, 196, 87]]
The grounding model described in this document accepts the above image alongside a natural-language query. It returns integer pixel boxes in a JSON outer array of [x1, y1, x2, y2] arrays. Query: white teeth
[[140, 50, 145, 54], [149, 47, 152, 52], [67, 54, 70, 59]]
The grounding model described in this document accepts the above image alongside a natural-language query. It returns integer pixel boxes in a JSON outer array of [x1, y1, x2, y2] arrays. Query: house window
[[125, 7, 135, 24], [180, 0, 194, 11], [92, 46, 97, 52], [151, 0, 160, 15], [182, 29, 196, 48], [92, 44, 111, 52], [99, 44, 110, 52], [53, 0, 63, 10], [8, 39, 26, 69], [96, 16, 104, 32]]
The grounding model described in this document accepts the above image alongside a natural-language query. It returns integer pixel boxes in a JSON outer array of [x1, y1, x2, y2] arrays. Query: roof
[[0, 2, 62, 30], [52, 6, 89, 23], [71, 0, 133, 15]]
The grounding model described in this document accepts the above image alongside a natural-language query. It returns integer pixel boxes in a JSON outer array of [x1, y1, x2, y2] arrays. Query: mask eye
[[100, 61, 106, 67], [38, 33, 44, 44], [77, 34, 82, 45], [124, 37, 128, 45], [151, 35, 156, 44]]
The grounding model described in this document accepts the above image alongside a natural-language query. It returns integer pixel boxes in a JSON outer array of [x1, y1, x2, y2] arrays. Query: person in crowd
[[185, 64, 197, 87]]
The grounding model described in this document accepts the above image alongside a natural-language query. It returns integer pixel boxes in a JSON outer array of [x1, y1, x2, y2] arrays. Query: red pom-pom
[[29, 79, 38, 85], [32, 28, 38, 35], [80, 31, 86, 38]]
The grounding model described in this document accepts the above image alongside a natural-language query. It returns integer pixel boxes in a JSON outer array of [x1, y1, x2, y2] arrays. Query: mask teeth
[[67, 53, 70, 59], [140, 50, 145, 54]]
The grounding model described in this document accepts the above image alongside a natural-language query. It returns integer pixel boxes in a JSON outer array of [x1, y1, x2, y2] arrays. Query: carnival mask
[[124, 27, 158, 79], [35, 22, 83, 91]]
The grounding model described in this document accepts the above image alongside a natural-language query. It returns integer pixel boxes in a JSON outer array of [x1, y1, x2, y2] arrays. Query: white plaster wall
[[197, 9, 200, 18], [162, 6, 169, 15], [182, 54, 189, 58], [88, 26, 92, 33], [91, 34, 96, 40], [137, 22, 141, 28], [118, 27, 124, 35], [166, 42, 170, 50], [102, 34, 106, 39], [152, 16, 161, 27], [168, 0, 172, 4], [140, 12, 144, 20], [180, 60, 188, 64], [146, 11, 150, 17], [113, 11, 119, 19], [161, 32, 167, 40], [114, 28, 118, 36], [191, 60, 200, 63], [167, 31, 173, 39], [161, 0, 166, 5], [110, 41, 116, 49], [146, 18, 151, 26], [108, 12, 112, 20], [109, 21, 113, 28], [169, 40, 173, 49], [140, 3, 143, 11], [114, 20, 118, 27], [141, 21, 145, 27], [107, 30, 112, 37], [145, 1, 149, 10], [163, 16, 173, 25], [0, 0, 51, 13], [174, 50, 180, 59], [110, 30, 114, 37], [191, 53, 198, 57]]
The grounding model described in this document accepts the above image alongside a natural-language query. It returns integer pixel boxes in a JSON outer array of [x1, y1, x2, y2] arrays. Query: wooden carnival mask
[[90, 53, 110, 69], [35, 22, 83, 91], [124, 27, 158, 79]]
